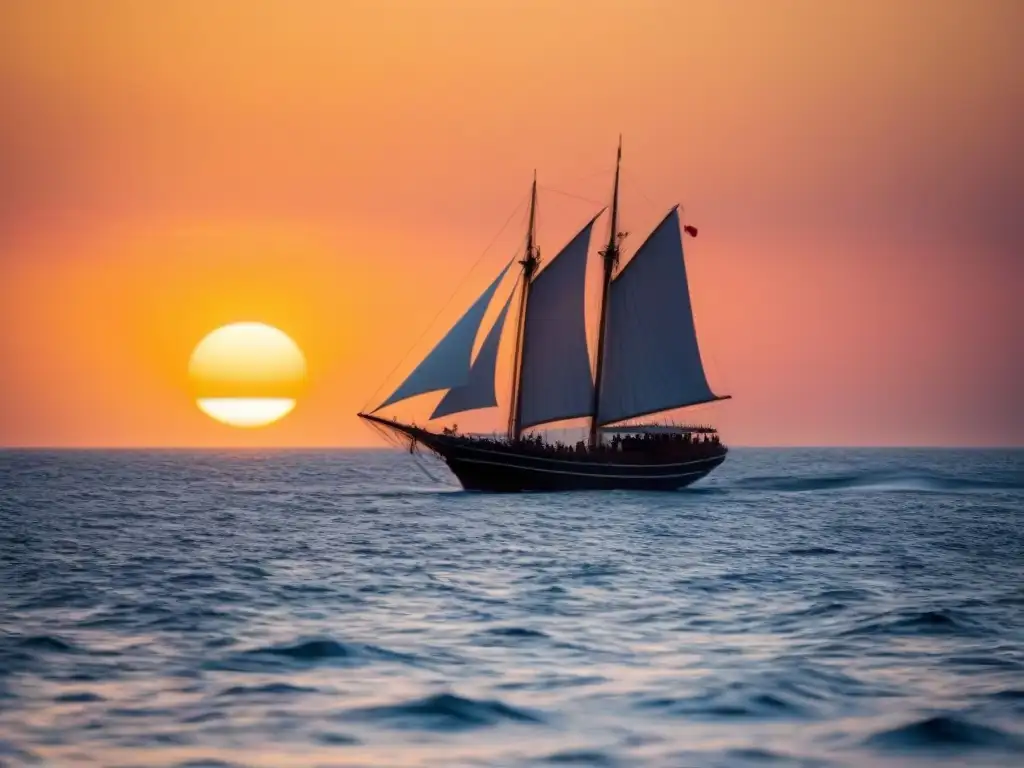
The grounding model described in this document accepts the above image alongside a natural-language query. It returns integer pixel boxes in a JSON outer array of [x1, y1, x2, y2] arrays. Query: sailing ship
[[359, 141, 730, 491]]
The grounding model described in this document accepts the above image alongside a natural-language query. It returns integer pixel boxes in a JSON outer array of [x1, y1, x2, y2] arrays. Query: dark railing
[[436, 428, 724, 464]]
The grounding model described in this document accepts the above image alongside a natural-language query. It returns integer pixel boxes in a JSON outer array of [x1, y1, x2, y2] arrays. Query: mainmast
[[588, 137, 623, 448], [507, 173, 540, 441]]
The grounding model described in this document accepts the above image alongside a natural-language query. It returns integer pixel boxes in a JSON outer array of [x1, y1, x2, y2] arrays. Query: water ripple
[[864, 714, 1024, 753], [344, 692, 545, 731]]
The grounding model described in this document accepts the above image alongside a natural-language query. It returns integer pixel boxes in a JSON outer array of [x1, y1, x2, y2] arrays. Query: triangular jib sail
[[373, 259, 513, 412], [429, 292, 515, 420], [596, 206, 723, 425]]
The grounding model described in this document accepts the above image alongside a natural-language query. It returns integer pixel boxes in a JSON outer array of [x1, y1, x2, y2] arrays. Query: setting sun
[[188, 322, 307, 428]]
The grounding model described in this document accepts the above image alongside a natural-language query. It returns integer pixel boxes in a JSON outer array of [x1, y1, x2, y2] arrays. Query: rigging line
[[538, 185, 606, 207], [361, 193, 531, 412], [619, 171, 658, 209], [409, 448, 449, 486]]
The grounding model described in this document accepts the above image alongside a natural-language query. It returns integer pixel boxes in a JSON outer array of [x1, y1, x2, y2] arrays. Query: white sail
[[516, 213, 602, 430], [429, 292, 514, 420], [374, 260, 513, 412], [596, 207, 720, 425]]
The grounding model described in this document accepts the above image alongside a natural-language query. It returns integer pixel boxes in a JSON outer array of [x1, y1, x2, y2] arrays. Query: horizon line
[[1, 444, 1021, 451]]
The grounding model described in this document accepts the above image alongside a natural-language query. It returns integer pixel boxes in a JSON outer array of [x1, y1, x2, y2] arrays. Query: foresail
[[516, 213, 601, 430], [596, 207, 720, 425], [429, 292, 514, 420], [374, 260, 513, 412]]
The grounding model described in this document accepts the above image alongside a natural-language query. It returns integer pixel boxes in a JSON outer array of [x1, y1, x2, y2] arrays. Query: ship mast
[[507, 173, 540, 441], [589, 137, 623, 448]]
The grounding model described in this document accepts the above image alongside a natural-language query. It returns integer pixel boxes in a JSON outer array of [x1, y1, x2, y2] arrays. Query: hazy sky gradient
[[1, 0, 1021, 447]]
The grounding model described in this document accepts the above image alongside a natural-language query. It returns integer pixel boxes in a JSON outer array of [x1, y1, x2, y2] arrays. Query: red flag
[[684, 225, 698, 238]]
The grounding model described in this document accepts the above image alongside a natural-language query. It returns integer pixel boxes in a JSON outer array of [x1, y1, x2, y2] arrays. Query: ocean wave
[[784, 547, 842, 556], [496, 674, 607, 692], [992, 689, 1024, 700], [942, 654, 1024, 672], [813, 587, 881, 602], [11, 586, 95, 612], [707, 747, 833, 767], [15, 635, 80, 653], [314, 731, 360, 745], [205, 636, 427, 673], [636, 664, 897, 722], [246, 638, 355, 661], [54, 691, 105, 703], [864, 714, 1024, 752], [732, 470, 1024, 493], [638, 686, 812, 719], [840, 608, 988, 638], [486, 626, 549, 638], [773, 601, 849, 624], [0, 634, 84, 674], [542, 749, 620, 765], [343, 692, 544, 731], [0, 739, 39, 764], [216, 682, 320, 697], [331, 487, 457, 500]]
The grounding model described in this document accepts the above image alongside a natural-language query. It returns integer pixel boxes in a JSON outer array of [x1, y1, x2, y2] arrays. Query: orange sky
[[1, 0, 1021, 448]]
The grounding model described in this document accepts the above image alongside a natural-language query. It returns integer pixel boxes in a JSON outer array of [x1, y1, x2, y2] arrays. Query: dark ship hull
[[360, 414, 726, 492]]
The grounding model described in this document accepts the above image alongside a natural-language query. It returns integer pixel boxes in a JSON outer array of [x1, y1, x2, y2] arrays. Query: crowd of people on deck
[[438, 424, 723, 461]]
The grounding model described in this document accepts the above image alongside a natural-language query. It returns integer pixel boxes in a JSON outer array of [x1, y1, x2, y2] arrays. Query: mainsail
[[429, 292, 515, 419], [374, 260, 513, 412], [515, 213, 602, 430], [596, 206, 721, 425]]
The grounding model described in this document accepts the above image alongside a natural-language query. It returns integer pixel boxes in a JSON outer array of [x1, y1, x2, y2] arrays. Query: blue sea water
[[1, 448, 1022, 767]]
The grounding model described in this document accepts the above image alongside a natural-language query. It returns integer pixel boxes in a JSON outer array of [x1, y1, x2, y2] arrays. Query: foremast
[[588, 137, 623, 449], [507, 173, 539, 441]]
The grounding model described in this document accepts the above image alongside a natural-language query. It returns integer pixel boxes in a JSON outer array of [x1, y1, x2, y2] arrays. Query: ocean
[[1, 448, 1022, 767]]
